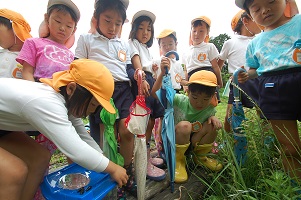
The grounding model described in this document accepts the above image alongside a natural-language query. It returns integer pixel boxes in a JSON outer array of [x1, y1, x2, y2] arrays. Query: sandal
[[146, 160, 166, 181]]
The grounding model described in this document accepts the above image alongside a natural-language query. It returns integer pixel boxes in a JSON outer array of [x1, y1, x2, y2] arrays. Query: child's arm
[[211, 58, 223, 88], [151, 57, 170, 99], [22, 62, 35, 82], [131, 55, 150, 96], [217, 58, 225, 70]]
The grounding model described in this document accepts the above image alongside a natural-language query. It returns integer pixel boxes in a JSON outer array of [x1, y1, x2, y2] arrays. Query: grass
[[186, 88, 301, 199]]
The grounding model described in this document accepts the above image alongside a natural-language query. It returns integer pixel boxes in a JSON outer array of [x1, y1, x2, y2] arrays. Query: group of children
[[0, 0, 301, 199]]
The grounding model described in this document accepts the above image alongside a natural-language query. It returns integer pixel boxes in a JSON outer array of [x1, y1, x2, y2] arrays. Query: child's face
[[0, 24, 15, 50], [248, 0, 287, 31], [135, 21, 152, 44], [159, 36, 177, 55], [97, 9, 123, 39], [190, 22, 208, 45], [47, 9, 77, 45], [188, 91, 213, 110]]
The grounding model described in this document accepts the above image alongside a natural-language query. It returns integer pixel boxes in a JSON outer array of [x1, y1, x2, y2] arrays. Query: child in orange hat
[[0, 59, 128, 200], [0, 9, 32, 79], [218, 10, 262, 132], [182, 16, 222, 102]]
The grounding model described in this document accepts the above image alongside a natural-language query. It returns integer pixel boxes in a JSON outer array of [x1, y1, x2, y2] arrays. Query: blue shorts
[[131, 72, 164, 119], [258, 67, 301, 120], [228, 78, 259, 108]]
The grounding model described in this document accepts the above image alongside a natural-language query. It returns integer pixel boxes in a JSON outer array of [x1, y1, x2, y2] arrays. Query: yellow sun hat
[[187, 70, 217, 87], [0, 9, 32, 42], [40, 59, 115, 114], [156, 29, 176, 39]]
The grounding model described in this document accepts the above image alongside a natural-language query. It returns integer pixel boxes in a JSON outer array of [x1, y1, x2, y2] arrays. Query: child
[[218, 10, 262, 132], [74, 0, 136, 198], [152, 61, 223, 183], [182, 16, 223, 101], [0, 59, 128, 200], [17, 0, 80, 82], [127, 10, 166, 181], [153, 29, 187, 92], [0, 9, 32, 79], [235, 0, 301, 180], [151, 29, 187, 168]]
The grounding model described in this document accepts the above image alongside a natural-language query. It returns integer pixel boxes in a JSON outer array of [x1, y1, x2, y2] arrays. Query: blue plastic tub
[[40, 163, 117, 200]]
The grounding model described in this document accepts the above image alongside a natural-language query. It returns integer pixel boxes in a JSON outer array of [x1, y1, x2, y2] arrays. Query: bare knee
[[5, 159, 28, 186], [175, 121, 191, 144]]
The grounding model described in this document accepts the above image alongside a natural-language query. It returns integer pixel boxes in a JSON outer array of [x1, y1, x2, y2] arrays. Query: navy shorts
[[228, 78, 259, 108], [131, 71, 165, 119], [91, 81, 134, 124], [188, 67, 220, 102], [258, 67, 301, 120]]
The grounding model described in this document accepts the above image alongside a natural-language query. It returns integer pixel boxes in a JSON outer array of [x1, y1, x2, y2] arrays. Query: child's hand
[[105, 161, 128, 187], [134, 69, 146, 81], [152, 62, 159, 72], [207, 116, 222, 130], [141, 80, 150, 96], [160, 57, 170, 74], [238, 71, 249, 83]]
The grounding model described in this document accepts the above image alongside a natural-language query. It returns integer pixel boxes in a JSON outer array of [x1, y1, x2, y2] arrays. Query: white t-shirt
[[128, 39, 153, 73], [219, 35, 255, 73], [182, 42, 219, 74], [0, 78, 109, 172], [153, 57, 185, 90], [0, 49, 22, 79], [75, 32, 131, 82]]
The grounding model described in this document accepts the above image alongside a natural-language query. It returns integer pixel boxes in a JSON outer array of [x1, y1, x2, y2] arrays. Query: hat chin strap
[[243, 23, 254, 36]]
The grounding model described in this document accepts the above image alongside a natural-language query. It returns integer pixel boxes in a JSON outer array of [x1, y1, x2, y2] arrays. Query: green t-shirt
[[173, 94, 216, 132]]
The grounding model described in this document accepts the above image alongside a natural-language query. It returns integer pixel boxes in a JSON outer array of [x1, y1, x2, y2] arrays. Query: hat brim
[[48, 0, 80, 20], [187, 80, 217, 87], [156, 29, 176, 39], [235, 0, 245, 9], [89, 89, 115, 114]]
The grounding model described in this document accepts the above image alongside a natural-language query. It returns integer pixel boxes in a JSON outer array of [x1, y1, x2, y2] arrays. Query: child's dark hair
[[93, 0, 127, 24], [60, 84, 93, 117], [243, 0, 254, 15], [233, 11, 252, 34], [129, 16, 154, 48], [0, 16, 12, 30], [48, 4, 79, 25], [188, 83, 216, 96], [157, 34, 177, 46], [192, 20, 210, 32]]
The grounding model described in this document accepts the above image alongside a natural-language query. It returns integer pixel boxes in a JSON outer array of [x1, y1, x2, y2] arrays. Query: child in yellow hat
[[182, 16, 222, 102], [218, 10, 262, 132], [152, 63, 223, 183], [0, 9, 32, 79], [0, 59, 128, 200]]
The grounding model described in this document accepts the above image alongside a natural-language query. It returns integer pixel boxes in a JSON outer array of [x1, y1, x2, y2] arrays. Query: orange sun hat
[[40, 59, 115, 114], [187, 70, 217, 87], [0, 9, 32, 42]]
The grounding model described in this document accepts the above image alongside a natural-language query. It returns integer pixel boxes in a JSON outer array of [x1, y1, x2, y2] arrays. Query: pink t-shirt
[[17, 38, 74, 79]]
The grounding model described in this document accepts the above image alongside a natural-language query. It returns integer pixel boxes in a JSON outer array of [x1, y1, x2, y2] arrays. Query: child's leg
[[118, 118, 134, 167], [0, 131, 51, 200], [224, 103, 232, 132], [270, 120, 301, 179]]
